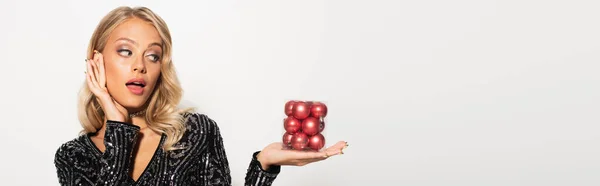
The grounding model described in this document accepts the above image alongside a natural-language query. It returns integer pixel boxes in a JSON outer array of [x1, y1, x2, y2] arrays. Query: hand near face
[[257, 141, 348, 170], [86, 51, 129, 122]]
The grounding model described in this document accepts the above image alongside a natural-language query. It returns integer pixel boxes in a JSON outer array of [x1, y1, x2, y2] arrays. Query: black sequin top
[[54, 113, 280, 185]]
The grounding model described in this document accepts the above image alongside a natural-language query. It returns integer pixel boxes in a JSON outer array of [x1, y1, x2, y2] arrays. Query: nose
[[132, 56, 147, 74]]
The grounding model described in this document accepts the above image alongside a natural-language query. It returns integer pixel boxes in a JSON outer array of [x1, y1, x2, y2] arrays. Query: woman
[[54, 6, 347, 186]]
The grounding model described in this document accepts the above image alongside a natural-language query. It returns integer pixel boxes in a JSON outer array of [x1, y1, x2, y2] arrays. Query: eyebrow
[[116, 37, 162, 48]]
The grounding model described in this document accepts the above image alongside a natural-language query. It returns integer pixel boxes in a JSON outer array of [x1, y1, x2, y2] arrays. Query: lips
[[126, 78, 146, 95]]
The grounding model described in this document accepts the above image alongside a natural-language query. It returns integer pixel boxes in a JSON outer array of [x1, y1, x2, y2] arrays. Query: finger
[[323, 141, 348, 156], [91, 55, 100, 87], [294, 155, 332, 166], [325, 148, 343, 157], [85, 60, 95, 90], [94, 51, 106, 88], [331, 141, 348, 149], [86, 60, 101, 95], [289, 141, 348, 159], [88, 59, 100, 89], [325, 141, 347, 151], [304, 157, 328, 163], [285, 150, 329, 160]]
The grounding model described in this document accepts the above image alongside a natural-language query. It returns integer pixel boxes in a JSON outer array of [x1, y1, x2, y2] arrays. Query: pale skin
[[86, 17, 348, 181]]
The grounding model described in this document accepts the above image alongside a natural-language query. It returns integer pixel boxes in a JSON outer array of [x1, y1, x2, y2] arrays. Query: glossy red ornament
[[310, 102, 328, 118], [282, 132, 294, 146], [284, 100, 296, 116], [292, 101, 310, 120], [319, 120, 325, 132], [291, 133, 309, 150], [301, 117, 320, 136], [306, 101, 314, 107], [283, 116, 301, 133], [308, 133, 325, 151]]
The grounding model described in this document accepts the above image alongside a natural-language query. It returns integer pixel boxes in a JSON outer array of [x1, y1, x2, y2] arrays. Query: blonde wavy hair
[[78, 6, 193, 151]]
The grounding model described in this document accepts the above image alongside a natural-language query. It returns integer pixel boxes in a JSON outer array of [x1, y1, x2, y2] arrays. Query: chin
[[109, 87, 154, 110], [123, 101, 147, 109], [116, 96, 150, 110]]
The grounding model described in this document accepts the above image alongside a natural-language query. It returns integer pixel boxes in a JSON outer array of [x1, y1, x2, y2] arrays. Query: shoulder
[[179, 112, 224, 146], [182, 112, 222, 135]]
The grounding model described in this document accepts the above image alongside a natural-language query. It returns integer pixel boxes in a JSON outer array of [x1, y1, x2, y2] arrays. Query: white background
[[0, 0, 599, 185]]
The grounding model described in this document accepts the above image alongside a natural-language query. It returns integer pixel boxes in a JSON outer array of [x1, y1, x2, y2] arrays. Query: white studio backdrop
[[0, 0, 599, 185]]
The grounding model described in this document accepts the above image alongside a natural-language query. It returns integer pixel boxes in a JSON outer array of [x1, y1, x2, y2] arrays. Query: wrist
[[106, 114, 126, 122], [256, 151, 271, 170]]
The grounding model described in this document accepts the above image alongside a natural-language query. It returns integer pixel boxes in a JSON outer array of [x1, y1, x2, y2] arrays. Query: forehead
[[107, 17, 162, 45]]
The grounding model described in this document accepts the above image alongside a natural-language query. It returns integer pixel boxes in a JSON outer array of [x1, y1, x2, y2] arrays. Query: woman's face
[[101, 17, 162, 110]]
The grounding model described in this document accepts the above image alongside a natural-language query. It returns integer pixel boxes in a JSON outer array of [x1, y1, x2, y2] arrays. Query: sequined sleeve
[[244, 151, 281, 186], [54, 120, 139, 185], [199, 115, 280, 186]]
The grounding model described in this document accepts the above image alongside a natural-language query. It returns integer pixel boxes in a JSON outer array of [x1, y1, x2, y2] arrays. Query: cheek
[[147, 64, 162, 87], [103, 59, 127, 87]]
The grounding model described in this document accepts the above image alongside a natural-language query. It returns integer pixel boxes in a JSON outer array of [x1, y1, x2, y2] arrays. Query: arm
[[244, 151, 281, 186], [199, 116, 280, 186], [197, 117, 232, 185], [96, 120, 139, 185], [54, 120, 139, 186], [54, 148, 74, 185]]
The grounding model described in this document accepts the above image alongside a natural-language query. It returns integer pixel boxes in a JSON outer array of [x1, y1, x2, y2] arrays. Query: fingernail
[[94, 50, 99, 54]]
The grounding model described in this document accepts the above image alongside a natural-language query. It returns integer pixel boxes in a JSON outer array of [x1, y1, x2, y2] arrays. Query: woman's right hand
[[86, 50, 129, 122]]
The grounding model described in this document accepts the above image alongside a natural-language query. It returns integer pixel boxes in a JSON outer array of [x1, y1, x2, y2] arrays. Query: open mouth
[[126, 78, 146, 95], [125, 81, 146, 88]]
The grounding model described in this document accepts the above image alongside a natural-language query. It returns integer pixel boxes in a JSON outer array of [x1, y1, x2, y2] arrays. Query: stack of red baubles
[[283, 100, 328, 151]]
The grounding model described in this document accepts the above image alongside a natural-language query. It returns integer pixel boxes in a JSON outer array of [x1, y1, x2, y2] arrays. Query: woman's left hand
[[256, 141, 348, 170]]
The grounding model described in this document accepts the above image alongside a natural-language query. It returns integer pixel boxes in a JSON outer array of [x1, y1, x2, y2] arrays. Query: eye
[[146, 54, 161, 63], [117, 49, 132, 57]]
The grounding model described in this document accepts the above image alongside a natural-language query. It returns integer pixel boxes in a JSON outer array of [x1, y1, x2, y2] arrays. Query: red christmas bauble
[[310, 102, 328, 118], [291, 133, 309, 150], [283, 116, 301, 133], [319, 120, 325, 132], [282, 132, 294, 146], [302, 117, 320, 136], [306, 101, 314, 107], [292, 101, 310, 120], [284, 100, 296, 116], [308, 133, 325, 151]]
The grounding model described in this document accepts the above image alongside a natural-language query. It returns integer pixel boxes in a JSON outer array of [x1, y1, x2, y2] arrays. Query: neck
[[128, 109, 146, 118], [130, 116, 149, 129]]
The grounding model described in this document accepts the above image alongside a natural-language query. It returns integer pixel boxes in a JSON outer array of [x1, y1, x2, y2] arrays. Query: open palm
[[258, 141, 348, 168]]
